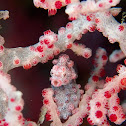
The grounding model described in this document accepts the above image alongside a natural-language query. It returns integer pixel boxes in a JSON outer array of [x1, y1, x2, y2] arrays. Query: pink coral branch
[[0, 15, 93, 72]]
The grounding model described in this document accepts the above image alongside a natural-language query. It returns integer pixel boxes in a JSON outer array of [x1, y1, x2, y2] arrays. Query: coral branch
[[109, 50, 125, 63], [0, 71, 37, 126], [88, 67, 126, 125], [33, 0, 79, 15], [0, 10, 9, 20], [0, 15, 93, 72], [1, 0, 126, 73]]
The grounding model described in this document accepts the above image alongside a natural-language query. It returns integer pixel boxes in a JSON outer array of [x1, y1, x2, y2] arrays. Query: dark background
[[0, 0, 126, 125]]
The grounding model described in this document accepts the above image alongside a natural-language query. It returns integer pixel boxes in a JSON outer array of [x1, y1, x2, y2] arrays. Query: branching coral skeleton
[[0, 0, 126, 126]]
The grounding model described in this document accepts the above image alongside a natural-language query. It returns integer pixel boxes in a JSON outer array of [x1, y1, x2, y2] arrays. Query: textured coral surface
[[0, 0, 126, 126]]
